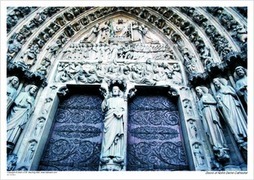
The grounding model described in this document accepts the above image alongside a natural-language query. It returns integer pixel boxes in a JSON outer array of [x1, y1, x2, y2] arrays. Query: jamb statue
[[7, 85, 37, 152], [213, 78, 247, 149], [234, 66, 247, 103], [196, 86, 229, 162]]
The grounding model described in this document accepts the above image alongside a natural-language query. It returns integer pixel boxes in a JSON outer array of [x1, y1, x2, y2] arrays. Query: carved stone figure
[[7, 15, 18, 32], [232, 25, 247, 43], [64, 12, 74, 21], [7, 154, 18, 171], [213, 78, 247, 146], [196, 86, 229, 162], [182, 99, 194, 116], [100, 86, 126, 164], [83, 24, 100, 42], [34, 117, 45, 136], [193, 143, 205, 166], [133, 24, 154, 43], [22, 44, 40, 67], [182, 52, 197, 73], [55, 63, 70, 82], [188, 119, 198, 139], [31, 12, 47, 27], [7, 85, 37, 151], [47, 39, 62, 57], [19, 25, 32, 38], [24, 140, 37, 162], [7, 76, 20, 112], [234, 66, 247, 103], [41, 98, 53, 115], [55, 16, 66, 26], [64, 26, 75, 37], [8, 39, 22, 56], [36, 58, 51, 76]]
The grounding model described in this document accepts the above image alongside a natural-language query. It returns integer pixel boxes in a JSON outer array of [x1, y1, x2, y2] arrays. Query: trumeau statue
[[7, 76, 20, 112], [7, 85, 37, 152], [234, 66, 247, 103], [195, 86, 229, 162], [213, 78, 247, 148], [100, 86, 126, 167]]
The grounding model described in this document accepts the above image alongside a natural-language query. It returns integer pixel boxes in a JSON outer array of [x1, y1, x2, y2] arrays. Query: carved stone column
[[99, 79, 136, 171], [11, 85, 59, 170], [177, 86, 212, 170]]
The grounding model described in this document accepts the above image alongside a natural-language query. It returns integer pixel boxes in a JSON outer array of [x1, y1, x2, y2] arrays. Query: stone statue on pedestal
[[100, 86, 126, 165]]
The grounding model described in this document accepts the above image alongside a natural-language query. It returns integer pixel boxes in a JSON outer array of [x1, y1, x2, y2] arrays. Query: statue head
[[195, 86, 209, 97], [9, 76, 19, 88], [112, 86, 120, 97], [235, 66, 246, 78], [25, 85, 38, 96], [195, 86, 203, 97], [213, 78, 221, 89]]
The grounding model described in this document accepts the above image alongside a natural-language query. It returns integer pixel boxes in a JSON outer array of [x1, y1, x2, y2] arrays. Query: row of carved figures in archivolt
[[54, 61, 183, 85]]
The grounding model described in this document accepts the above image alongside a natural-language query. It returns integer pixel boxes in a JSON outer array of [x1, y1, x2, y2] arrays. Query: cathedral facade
[[5, 6, 248, 172]]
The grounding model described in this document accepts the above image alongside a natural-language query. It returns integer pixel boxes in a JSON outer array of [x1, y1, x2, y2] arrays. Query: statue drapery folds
[[213, 78, 247, 147], [100, 86, 126, 164], [234, 66, 247, 103], [7, 85, 37, 151], [196, 86, 229, 162], [7, 76, 20, 112]]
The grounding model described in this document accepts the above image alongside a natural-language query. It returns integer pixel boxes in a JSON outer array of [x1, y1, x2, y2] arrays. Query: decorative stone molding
[[6, 6, 247, 172]]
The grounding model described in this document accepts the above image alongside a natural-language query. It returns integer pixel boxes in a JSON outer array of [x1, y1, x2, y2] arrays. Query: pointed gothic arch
[[6, 6, 248, 171]]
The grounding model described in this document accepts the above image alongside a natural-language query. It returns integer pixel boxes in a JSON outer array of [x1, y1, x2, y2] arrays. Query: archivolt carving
[[24, 140, 37, 163], [7, 7, 246, 79], [7, 7, 38, 33]]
